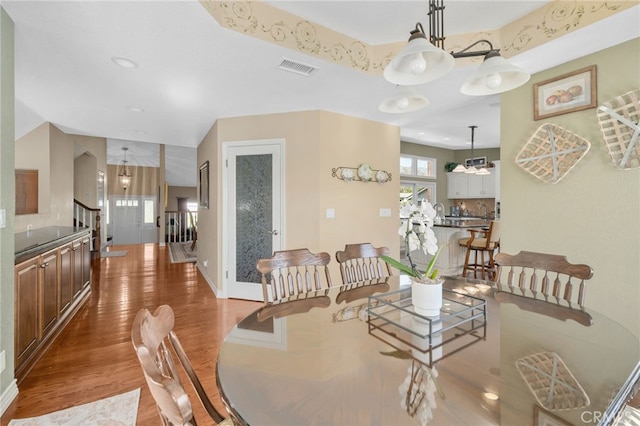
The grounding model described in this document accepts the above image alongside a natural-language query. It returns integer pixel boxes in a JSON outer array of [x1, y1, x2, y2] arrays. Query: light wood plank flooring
[[1, 243, 261, 425]]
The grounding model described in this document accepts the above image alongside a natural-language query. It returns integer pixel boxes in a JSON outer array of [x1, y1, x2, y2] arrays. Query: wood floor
[[1, 243, 262, 425]]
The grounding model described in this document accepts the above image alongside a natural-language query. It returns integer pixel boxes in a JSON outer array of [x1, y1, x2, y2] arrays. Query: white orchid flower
[[407, 232, 421, 253], [423, 228, 438, 255]]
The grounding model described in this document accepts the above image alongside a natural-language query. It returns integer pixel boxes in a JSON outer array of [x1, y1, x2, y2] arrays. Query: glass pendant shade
[[465, 165, 479, 174], [476, 167, 491, 175], [384, 37, 455, 86], [378, 87, 429, 113], [452, 163, 467, 173], [460, 53, 530, 96], [118, 147, 133, 190]]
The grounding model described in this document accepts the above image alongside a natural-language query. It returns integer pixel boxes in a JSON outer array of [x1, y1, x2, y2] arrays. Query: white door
[[110, 197, 157, 245], [224, 140, 284, 300]]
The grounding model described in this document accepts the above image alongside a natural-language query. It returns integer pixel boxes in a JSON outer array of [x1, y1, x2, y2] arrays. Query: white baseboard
[[0, 379, 18, 416], [197, 263, 224, 298]]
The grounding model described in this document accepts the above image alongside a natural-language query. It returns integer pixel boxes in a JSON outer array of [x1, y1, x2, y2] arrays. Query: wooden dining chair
[[494, 250, 594, 326], [256, 248, 333, 309], [335, 243, 392, 285], [131, 305, 233, 426], [458, 220, 501, 280]]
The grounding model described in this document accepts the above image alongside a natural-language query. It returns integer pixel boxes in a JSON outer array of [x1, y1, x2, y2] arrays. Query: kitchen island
[[410, 217, 490, 276]]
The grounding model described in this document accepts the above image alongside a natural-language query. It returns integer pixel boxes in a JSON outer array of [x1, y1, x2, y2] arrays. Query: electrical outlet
[[379, 208, 392, 217], [326, 208, 335, 219], [27, 224, 33, 232], [0, 209, 5, 228], [203, 260, 208, 267], [0, 350, 5, 373]]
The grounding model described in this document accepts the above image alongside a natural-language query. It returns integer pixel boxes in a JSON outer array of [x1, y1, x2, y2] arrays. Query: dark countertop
[[434, 218, 491, 228], [15, 226, 91, 264]]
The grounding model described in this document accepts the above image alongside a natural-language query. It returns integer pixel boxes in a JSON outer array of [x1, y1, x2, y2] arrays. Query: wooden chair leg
[[480, 250, 486, 280], [462, 246, 472, 277]]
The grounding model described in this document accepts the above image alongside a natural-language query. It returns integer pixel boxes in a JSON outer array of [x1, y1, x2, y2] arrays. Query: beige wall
[[74, 153, 98, 208], [197, 110, 400, 294], [501, 38, 640, 337], [14, 123, 74, 232], [106, 164, 158, 197], [166, 186, 197, 211], [15, 122, 50, 216]]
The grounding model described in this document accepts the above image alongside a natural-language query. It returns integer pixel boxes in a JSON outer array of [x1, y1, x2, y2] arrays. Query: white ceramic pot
[[411, 279, 443, 317]]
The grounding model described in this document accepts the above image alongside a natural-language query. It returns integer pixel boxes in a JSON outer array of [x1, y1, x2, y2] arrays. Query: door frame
[[221, 138, 286, 299]]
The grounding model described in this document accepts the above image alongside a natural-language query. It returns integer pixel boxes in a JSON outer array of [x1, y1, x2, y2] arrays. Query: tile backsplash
[[450, 198, 496, 218]]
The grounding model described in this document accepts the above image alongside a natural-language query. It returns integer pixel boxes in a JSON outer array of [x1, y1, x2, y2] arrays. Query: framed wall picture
[[534, 65, 597, 120], [534, 405, 572, 426], [199, 161, 209, 209], [464, 156, 487, 167]]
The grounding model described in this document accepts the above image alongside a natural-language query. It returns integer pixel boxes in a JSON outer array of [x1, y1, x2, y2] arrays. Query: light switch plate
[[379, 208, 391, 217], [0, 209, 5, 228], [326, 208, 335, 219]]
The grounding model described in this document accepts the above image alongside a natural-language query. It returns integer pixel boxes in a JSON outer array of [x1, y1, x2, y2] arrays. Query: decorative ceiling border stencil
[[199, 1, 634, 75], [501, 1, 634, 56]]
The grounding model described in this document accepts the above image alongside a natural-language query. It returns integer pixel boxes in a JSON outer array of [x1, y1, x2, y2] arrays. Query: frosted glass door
[[226, 141, 283, 300]]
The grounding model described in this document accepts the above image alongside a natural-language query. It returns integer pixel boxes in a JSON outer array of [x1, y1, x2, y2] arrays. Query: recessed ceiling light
[[444, 137, 450, 141], [111, 57, 138, 69], [127, 106, 144, 112], [134, 130, 146, 135]]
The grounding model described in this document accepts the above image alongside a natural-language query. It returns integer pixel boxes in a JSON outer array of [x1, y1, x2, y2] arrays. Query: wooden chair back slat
[[495, 251, 594, 326], [335, 243, 392, 285], [257, 248, 333, 304]]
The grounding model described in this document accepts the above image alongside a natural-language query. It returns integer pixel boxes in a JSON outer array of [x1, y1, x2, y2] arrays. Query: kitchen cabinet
[[448, 172, 496, 199], [14, 227, 92, 384], [15, 258, 39, 367], [447, 173, 468, 198], [468, 173, 496, 198]]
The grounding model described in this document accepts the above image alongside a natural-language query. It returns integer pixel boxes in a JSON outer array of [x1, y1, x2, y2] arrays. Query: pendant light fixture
[[383, 0, 530, 96], [453, 125, 491, 175], [378, 85, 429, 113], [118, 147, 133, 191]]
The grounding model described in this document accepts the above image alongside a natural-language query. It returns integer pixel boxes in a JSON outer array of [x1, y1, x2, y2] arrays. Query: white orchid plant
[[382, 201, 442, 281]]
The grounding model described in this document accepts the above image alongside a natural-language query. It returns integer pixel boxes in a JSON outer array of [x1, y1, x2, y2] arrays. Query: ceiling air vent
[[277, 58, 318, 77]]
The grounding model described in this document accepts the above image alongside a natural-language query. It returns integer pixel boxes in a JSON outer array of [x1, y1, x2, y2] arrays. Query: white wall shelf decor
[[332, 164, 392, 183]]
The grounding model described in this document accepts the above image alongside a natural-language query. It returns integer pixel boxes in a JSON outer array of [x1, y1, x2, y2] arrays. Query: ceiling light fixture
[[378, 86, 429, 113], [118, 147, 133, 191], [453, 125, 491, 175], [383, 0, 530, 95]]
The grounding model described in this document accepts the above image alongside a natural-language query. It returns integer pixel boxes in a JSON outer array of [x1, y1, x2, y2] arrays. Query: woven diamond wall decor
[[516, 351, 590, 411], [516, 124, 591, 184], [596, 89, 640, 170]]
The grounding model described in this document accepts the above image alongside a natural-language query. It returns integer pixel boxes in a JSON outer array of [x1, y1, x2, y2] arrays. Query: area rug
[[169, 242, 197, 263], [8, 388, 140, 426], [101, 250, 128, 258]]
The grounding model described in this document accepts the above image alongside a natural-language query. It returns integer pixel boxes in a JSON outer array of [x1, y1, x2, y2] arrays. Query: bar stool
[[459, 220, 501, 280]]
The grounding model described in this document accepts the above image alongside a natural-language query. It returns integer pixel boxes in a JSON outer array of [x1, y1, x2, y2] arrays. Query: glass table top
[[217, 276, 639, 425]]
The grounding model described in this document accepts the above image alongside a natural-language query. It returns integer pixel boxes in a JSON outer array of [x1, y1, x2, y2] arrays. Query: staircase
[[73, 199, 102, 259]]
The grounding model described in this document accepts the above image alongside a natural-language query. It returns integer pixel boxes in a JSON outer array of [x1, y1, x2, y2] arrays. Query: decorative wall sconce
[[332, 163, 392, 183]]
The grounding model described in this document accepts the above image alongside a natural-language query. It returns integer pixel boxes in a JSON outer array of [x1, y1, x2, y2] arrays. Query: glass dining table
[[216, 275, 639, 425]]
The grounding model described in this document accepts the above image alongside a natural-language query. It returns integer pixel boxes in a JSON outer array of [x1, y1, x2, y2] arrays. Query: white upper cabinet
[[448, 172, 497, 199]]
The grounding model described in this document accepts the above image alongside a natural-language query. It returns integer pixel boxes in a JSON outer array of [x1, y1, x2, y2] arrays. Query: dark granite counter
[[15, 226, 91, 264], [434, 218, 491, 228]]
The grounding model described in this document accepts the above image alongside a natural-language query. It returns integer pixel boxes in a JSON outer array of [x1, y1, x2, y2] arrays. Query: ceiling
[[3, 1, 639, 187]]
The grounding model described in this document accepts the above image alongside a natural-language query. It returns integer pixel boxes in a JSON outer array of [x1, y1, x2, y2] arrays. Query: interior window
[[400, 155, 437, 178]]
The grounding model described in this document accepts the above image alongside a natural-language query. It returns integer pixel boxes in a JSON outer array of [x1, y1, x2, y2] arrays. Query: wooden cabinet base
[[15, 286, 90, 385]]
